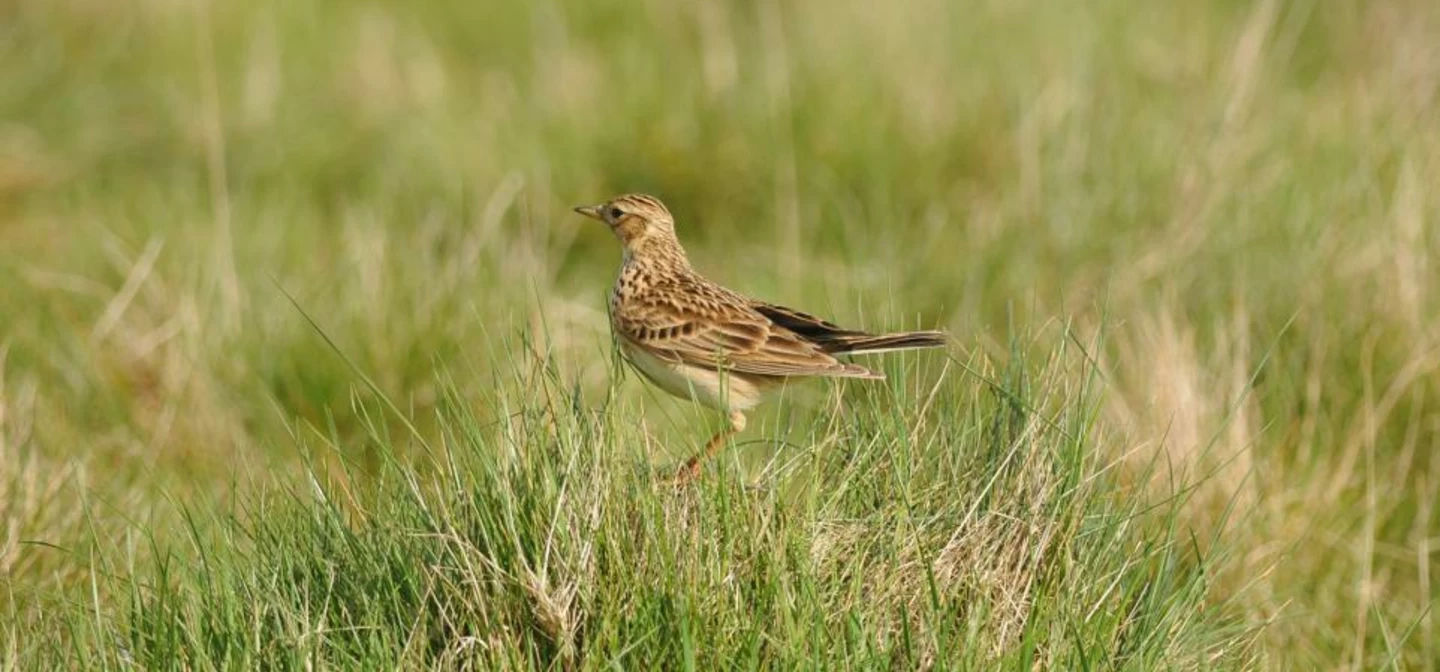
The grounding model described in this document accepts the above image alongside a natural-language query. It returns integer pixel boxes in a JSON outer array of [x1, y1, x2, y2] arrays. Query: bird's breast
[[617, 339, 765, 412]]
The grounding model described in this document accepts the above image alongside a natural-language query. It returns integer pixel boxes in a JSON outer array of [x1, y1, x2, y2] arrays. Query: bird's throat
[[623, 233, 691, 274]]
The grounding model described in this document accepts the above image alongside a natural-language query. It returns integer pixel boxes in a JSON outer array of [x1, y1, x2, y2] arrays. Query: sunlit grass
[[39, 325, 1258, 668]]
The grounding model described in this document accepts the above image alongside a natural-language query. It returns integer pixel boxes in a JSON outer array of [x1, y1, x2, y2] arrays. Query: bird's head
[[573, 193, 677, 249]]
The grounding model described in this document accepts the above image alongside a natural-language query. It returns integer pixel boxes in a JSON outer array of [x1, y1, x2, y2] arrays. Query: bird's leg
[[670, 411, 747, 484]]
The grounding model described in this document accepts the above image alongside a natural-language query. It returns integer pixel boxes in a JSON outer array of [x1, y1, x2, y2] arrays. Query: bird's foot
[[660, 458, 703, 488]]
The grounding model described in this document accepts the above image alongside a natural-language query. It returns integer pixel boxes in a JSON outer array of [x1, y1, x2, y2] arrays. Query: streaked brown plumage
[[574, 193, 948, 483]]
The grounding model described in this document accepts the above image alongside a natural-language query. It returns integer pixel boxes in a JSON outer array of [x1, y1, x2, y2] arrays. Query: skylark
[[575, 193, 947, 483]]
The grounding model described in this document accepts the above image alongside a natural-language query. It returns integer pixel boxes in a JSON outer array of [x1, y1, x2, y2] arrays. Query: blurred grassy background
[[1, 0, 1436, 667]]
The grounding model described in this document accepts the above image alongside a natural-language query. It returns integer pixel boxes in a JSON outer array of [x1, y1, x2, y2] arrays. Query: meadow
[[1, 0, 1436, 668]]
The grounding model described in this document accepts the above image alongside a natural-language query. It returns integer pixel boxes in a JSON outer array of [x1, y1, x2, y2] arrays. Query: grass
[[1, 0, 1437, 668], [51, 331, 1257, 669]]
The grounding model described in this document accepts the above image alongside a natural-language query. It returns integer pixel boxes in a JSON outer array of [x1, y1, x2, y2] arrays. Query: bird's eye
[[608, 207, 624, 219]]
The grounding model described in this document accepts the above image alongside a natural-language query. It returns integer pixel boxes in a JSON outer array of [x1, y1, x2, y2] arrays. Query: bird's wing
[[752, 301, 949, 355], [614, 285, 881, 379], [748, 301, 871, 352]]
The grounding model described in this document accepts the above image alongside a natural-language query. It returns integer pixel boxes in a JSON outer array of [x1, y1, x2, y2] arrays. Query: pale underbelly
[[620, 341, 765, 412]]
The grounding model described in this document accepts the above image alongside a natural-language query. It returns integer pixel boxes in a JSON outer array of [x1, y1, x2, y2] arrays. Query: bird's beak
[[573, 204, 603, 221]]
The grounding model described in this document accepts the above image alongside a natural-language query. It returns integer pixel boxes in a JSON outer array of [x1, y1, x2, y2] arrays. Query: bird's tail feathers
[[829, 330, 949, 356]]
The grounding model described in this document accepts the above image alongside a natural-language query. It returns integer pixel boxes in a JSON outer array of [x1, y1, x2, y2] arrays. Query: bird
[[573, 193, 948, 484]]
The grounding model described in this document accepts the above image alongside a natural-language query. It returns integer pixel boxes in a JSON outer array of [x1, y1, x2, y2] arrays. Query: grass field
[[2, 0, 1437, 668]]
